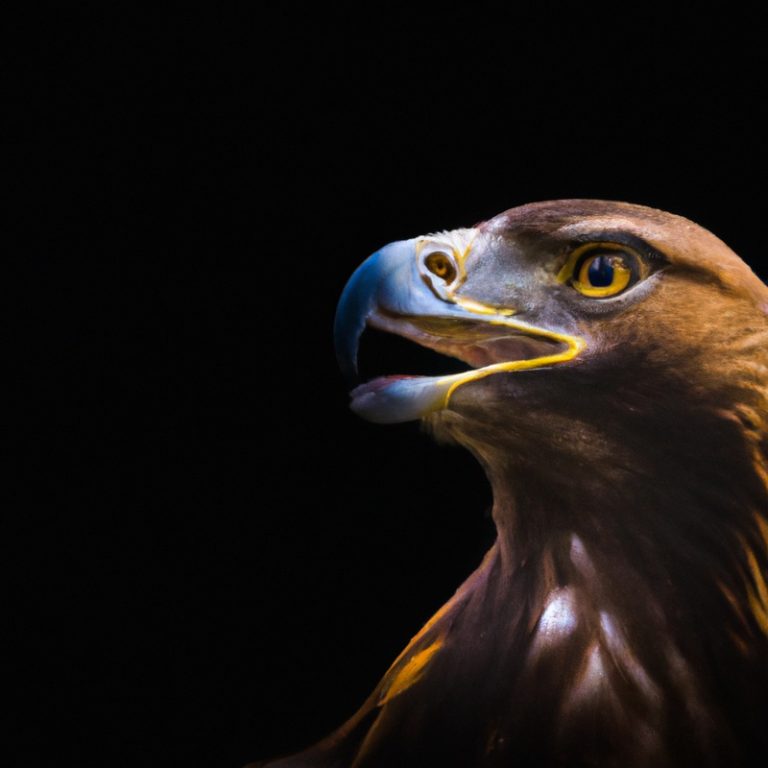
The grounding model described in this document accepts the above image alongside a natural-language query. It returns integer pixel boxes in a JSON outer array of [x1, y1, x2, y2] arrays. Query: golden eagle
[[259, 201, 768, 767]]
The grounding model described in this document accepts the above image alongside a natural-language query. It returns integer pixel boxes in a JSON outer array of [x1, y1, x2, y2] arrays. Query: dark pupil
[[587, 255, 615, 287]]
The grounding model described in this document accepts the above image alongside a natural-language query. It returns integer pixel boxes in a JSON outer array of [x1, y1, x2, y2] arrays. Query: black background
[[12, 6, 768, 768]]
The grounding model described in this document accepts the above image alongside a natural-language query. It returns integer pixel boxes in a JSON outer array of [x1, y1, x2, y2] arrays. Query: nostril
[[424, 251, 457, 283]]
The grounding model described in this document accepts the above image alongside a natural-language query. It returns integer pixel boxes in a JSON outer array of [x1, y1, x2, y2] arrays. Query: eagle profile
[[258, 201, 768, 767]]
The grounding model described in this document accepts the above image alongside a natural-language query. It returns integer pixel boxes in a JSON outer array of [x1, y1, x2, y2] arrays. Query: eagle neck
[[473, 443, 768, 689]]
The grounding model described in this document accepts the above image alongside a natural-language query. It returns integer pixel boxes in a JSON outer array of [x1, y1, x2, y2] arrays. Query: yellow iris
[[573, 252, 632, 297], [557, 243, 637, 298]]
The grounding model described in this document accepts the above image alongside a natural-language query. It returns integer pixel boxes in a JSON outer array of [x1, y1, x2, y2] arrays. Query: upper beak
[[334, 239, 465, 382]]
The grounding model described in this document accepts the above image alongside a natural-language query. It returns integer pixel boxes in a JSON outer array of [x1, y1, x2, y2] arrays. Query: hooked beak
[[334, 236, 585, 424]]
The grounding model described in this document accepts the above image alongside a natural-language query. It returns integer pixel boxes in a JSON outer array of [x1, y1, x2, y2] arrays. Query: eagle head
[[335, 201, 768, 521]]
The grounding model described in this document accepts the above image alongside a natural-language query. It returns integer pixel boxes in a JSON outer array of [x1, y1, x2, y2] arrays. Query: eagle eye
[[424, 250, 458, 284], [560, 244, 640, 298]]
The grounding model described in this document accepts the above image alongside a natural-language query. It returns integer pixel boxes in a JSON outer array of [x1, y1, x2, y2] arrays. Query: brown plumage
[[257, 201, 768, 767]]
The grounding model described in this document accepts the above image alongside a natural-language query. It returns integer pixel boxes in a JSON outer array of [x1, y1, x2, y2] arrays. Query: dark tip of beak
[[335, 240, 421, 388], [333, 297, 361, 384], [337, 347, 360, 388], [334, 248, 390, 387]]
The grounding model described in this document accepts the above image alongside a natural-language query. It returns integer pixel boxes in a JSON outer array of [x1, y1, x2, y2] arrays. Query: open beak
[[334, 236, 585, 424]]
